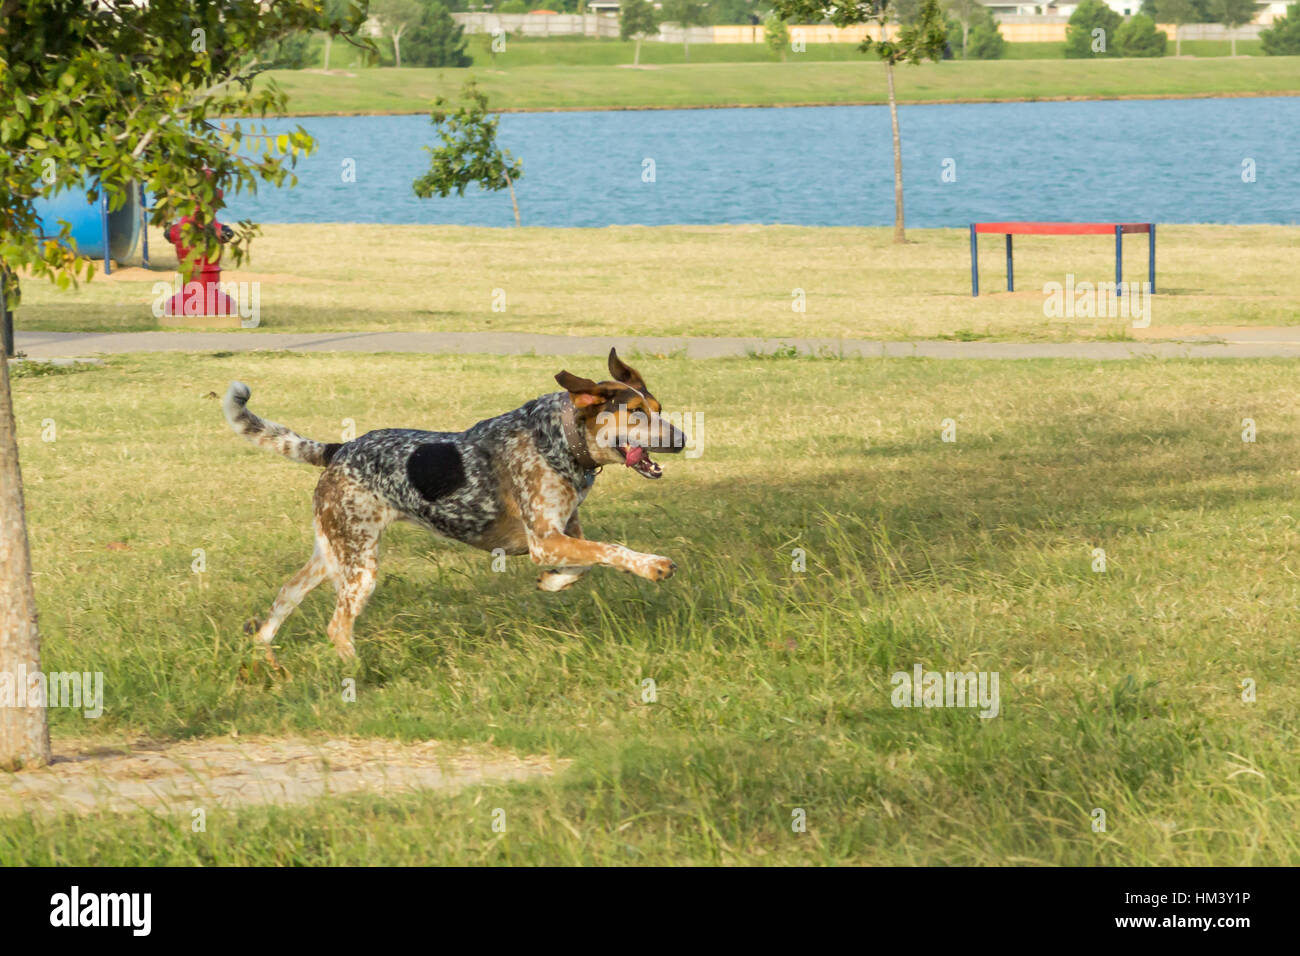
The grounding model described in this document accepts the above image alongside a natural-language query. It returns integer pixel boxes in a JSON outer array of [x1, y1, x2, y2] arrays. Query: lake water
[[221, 96, 1300, 228]]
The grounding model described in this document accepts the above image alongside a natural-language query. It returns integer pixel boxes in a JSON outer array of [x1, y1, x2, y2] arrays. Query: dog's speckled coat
[[223, 350, 685, 665]]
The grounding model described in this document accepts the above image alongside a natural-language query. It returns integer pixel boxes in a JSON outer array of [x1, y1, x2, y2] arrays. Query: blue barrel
[[32, 183, 141, 261]]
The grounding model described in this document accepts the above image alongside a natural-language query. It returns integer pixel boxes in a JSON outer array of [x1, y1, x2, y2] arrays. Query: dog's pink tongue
[[624, 446, 645, 467]]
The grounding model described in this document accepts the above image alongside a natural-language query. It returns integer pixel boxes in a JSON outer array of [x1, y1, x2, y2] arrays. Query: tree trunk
[[393, 30, 403, 68], [1231, 34, 1237, 56], [324, 32, 333, 70], [885, 58, 906, 244], [634, 36, 641, 67], [962, 22, 969, 58], [1175, 26, 1181, 57], [683, 33, 689, 62], [504, 166, 521, 227], [0, 287, 51, 771]]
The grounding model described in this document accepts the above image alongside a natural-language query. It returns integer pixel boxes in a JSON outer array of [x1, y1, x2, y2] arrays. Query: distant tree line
[[1065, 0, 1295, 58], [262, 1, 472, 68], [257, 0, 1299, 67], [458, 0, 774, 22]]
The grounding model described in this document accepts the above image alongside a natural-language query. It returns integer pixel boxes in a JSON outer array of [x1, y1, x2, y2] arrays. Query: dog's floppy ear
[[608, 348, 647, 392], [556, 370, 615, 407]]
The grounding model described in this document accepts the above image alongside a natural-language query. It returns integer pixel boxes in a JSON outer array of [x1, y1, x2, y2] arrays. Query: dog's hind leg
[[248, 544, 329, 666], [315, 470, 392, 661], [325, 559, 379, 661], [537, 512, 593, 592]]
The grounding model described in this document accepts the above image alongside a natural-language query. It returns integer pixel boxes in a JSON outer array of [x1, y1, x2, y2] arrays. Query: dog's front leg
[[538, 512, 595, 591], [524, 509, 675, 583], [520, 471, 675, 582], [529, 530, 675, 582]]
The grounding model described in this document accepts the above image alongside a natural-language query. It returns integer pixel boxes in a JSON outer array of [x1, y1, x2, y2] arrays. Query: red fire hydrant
[[163, 192, 237, 316]]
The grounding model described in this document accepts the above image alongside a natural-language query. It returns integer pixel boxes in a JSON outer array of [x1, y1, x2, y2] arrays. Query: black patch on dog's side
[[407, 442, 466, 502], [322, 442, 343, 465]]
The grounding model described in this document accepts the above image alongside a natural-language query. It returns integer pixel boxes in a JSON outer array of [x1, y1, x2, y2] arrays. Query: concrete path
[[16, 329, 1300, 361]]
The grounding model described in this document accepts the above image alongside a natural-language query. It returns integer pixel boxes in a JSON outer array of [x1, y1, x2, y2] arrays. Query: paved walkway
[[16, 329, 1300, 361]]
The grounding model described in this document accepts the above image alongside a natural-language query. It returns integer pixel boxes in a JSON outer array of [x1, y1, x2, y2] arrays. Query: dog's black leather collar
[[560, 393, 600, 472]]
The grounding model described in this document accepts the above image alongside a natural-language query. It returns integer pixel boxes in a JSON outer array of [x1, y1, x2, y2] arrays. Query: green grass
[[1177, 40, 1264, 57], [263, 55, 1300, 114], [3, 351, 1299, 864], [17, 224, 1300, 340]]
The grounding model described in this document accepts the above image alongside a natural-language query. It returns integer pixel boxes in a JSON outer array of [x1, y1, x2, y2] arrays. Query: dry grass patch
[[15, 223, 1300, 341]]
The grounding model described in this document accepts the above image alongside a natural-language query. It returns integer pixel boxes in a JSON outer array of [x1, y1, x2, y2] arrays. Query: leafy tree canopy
[[412, 79, 522, 200], [404, 2, 472, 67], [1261, 1, 1300, 52], [966, 6, 1005, 58], [620, 0, 662, 39], [771, 0, 947, 63], [1064, 0, 1122, 57], [1155, 0, 1200, 24], [661, 0, 712, 27], [0, 0, 370, 303], [1115, 13, 1168, 55], [1208, 0, 1261, 27]]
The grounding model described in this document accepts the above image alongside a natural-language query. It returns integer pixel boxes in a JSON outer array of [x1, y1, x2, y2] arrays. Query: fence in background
[[453, 13, 621, 38], [451, 12, 1268, 44]]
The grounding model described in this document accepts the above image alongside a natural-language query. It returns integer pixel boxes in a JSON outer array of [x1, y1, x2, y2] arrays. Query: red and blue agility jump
[[970, 222, 1156, 297]]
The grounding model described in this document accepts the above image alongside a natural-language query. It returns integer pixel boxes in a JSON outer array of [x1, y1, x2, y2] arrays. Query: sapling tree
[[413, 80, 525, 226], [764, 11, 792, 60], [1209, 0, 1261, 56], [771, 0, 948, 243], [621, 0, 662, 67], [1155, 0, 1198, 55], [323, 0, 357, 69], [945, 0, 980, 57], [372, 0, 423, 67], [662, 0, 711, 62]]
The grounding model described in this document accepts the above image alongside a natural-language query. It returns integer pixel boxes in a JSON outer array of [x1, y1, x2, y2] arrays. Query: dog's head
[[556, 349, 687, 479]]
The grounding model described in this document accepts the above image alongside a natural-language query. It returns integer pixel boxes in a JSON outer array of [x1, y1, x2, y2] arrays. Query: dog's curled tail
[[223, 381, 340, 468]]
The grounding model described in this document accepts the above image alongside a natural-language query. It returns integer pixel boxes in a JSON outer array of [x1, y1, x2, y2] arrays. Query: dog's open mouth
[[619, 443, 662, 479]]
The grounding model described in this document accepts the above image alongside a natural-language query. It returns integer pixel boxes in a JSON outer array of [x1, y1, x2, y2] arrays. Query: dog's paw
[[642, 555, 677, 582], [537, 568, 590, 592], [538, 569, 570, 592]]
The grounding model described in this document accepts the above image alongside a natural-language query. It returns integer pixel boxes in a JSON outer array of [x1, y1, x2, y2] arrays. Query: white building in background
[[1258, 1, 1292, 23], [986, 3, 1047, 14]]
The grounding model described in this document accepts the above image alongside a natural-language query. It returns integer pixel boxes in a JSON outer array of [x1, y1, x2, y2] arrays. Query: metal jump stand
[[970, 222, 1156, 297]]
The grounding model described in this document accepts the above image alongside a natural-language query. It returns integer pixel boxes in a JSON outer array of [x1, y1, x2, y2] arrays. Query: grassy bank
[[3, 351, 1298, 863], [262, 57, 1300, 114], [17, 224, 1300, 341]]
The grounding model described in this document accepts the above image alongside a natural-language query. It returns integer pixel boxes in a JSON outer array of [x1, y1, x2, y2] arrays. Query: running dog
[[223, 349, 686, 665]]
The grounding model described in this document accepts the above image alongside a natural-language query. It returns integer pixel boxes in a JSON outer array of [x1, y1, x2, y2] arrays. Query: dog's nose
[[654, 425, 688, 454]]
